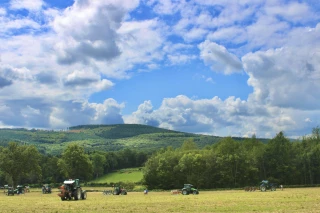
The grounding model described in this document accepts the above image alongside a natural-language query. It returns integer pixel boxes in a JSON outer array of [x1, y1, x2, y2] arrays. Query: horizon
[[0, 0, 319, 138]]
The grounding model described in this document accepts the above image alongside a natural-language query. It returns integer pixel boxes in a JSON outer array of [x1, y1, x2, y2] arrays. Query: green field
[[0, 188, 319, 212], [90, 168, 143, 183]]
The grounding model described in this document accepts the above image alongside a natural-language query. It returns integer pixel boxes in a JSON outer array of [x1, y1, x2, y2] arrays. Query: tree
[[263, 131, 295, 184], [0, 142, 42, 187], [180, 138, 198, 151], [91, 152, 106, 178], [57, 144, 93, 181]]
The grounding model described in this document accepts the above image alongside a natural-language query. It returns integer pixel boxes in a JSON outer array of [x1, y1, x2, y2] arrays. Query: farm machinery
[[259, 180, 277, 192], [113, 185, 127, 195], [5, 185, 24, 196], [103, 185, 127, 195], [42, 184, 52, 194], [58, 179, 87, 201], [181, 184, 199, 195]]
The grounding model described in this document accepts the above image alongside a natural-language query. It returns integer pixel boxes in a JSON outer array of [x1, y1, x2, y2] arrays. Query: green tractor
[[259, 180, 277, 192], [181, 184, 199, 195], [6, 186, 15, 196], [6, 185, 24, 196], [42, 184, 52, 194], [113, 185, 127, 195], [58, 179, 87, 201]]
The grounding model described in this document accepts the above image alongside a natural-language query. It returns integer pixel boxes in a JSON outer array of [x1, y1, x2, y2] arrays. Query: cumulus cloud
[[125, 95, 320, 138], [199, 40, 243, 74], [243, 25, 320, 110], [52, 1, 128, 64]]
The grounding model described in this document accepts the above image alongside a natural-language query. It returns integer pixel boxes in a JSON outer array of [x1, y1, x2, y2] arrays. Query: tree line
[[0, 143, 148, 187], [143, 128, 320, 189]]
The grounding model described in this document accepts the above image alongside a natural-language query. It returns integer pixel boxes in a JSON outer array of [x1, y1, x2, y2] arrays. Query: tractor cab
[[182, 184, 199, 195]]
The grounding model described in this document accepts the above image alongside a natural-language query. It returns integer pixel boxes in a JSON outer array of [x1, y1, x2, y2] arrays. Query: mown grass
[[90, 168, 143, 183], [0, 188, 319, 212]]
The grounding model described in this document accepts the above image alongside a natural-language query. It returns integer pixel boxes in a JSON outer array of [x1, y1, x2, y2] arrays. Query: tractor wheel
[[260, 186, 266, 192], [61, 196, 66, 201], [182, 190, 188, 195], [74, 188, 81, 200], [193, 190, 198, 195], [81, 191, 87, 200], [271, 186, 276, 191], [122, 191, 127, 195]]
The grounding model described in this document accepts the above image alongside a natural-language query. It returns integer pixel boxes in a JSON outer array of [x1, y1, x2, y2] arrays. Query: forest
[[144, 128, 320, 189], [0, 126, 319, 190]]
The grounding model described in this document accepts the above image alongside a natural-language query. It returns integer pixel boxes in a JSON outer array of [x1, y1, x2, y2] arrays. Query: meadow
[[0, 188, 319, 213], [89, 168, 143, 184]]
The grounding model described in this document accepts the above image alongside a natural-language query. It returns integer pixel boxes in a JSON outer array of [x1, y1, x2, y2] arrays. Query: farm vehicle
[[103, 185, 127, 195], [42, 184, 52, 194], [113, 185, 127, 195], [5, 185, 24, 196], [259, 180, 277, 192], [181, 184, 199, 195], [58, 179, 87, 201]]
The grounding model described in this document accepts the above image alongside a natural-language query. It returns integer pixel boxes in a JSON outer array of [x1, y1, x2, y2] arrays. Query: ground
[[0, 188, 319, 212]]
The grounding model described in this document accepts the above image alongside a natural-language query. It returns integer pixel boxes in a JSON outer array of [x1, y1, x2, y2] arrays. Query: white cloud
[[0, 8, 6, 16], [167, 54, 197, 65], [243, 25, 320, 110], [207, 27, 247, 45], [152, 0, 182, 15], [125, 95, 320, 138], [265, 2, 317, 23], [199, 40, 243, 74], [10, 0, 44, 11], [52, 1, 126, 64], [305, 118, 311, 123]]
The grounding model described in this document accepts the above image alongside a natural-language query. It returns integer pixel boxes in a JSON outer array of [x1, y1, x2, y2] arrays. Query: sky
[[0, 0, 319, 138]]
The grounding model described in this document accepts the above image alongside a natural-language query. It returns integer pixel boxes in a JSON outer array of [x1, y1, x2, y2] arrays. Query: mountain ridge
[[0, 124, 269, 154]]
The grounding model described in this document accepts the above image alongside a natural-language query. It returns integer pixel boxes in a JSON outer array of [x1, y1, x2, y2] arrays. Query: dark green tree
[[91, 152, 106, 178], [0, 142, 42, 187], [57, 144, 93, 181], [263, 131, 295, 184]]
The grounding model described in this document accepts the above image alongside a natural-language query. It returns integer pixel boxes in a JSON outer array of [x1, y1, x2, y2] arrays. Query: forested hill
[[0, 124, 269, 155]]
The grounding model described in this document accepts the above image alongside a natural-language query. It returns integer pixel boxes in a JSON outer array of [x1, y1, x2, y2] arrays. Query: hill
[[0, 124, 269, 155]]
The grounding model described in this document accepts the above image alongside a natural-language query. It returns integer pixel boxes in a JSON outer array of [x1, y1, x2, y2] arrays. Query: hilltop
[[0, 124, 269, 155]]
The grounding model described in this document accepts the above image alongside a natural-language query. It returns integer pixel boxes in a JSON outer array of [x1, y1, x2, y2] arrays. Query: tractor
[[6, 185, 24, 195], [6, 186, 15, 196], [113, 185, 127, 195], [58, 179, 87, 201], [259, 180, 277, 192], [42, 184, 52, 194], [181, 184, 199, 195]]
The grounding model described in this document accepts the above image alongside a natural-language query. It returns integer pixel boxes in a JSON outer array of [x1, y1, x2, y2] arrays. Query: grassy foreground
[[0, 188, 319, 212]]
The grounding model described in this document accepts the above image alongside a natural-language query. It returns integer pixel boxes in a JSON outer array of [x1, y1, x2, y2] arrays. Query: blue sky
[[0, 0, 319, 138]]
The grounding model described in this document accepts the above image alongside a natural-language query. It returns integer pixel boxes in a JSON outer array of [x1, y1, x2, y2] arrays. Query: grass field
[[1, 188, 320, 212], [90, 168, 143, 183]]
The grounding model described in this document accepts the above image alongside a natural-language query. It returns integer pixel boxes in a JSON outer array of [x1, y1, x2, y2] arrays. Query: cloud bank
[[0, 0, 319, 138]]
